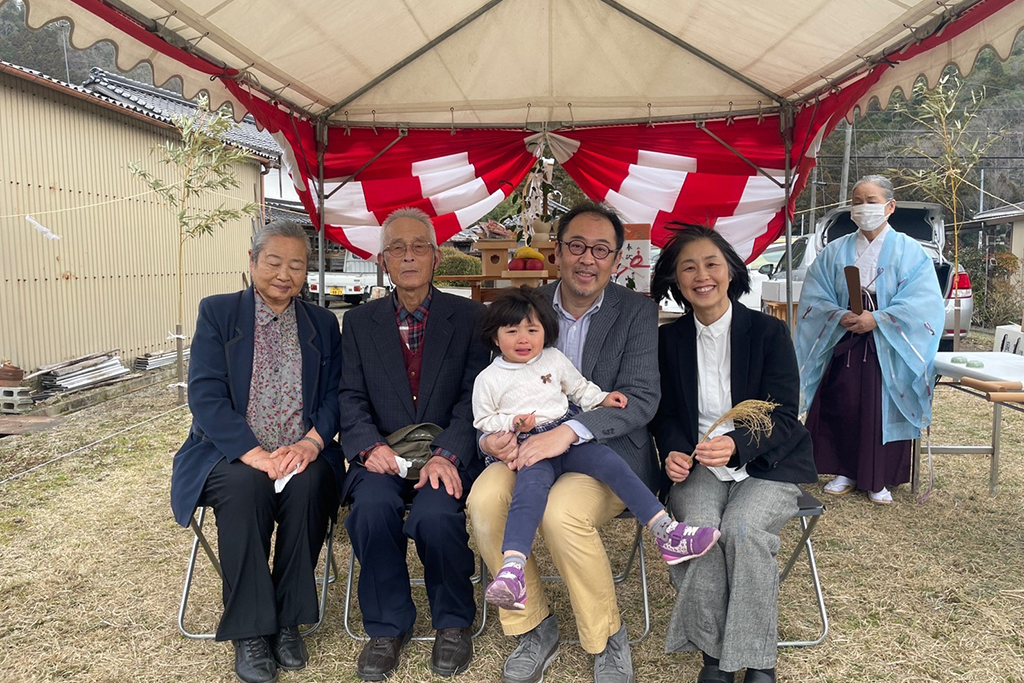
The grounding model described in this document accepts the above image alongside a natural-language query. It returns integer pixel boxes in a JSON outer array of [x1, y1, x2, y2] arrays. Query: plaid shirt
[[359, 289, 458, 467], [396, 290, 431, 352]]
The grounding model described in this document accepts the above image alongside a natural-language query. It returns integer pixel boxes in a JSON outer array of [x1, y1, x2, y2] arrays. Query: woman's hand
[[694, 435, 737, 468], [840, 311, 877, 334], [664, 450, 693, 483], [240, 446, 281, 479], [272, 439, 320, 477], [601, 391, 629, 408], [517, 424, 576, 468], [481, 431, 518, 463]]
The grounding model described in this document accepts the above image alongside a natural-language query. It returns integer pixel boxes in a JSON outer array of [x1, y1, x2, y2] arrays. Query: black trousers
[[199, 456, 338, 641], [344, 465, 476, 637]]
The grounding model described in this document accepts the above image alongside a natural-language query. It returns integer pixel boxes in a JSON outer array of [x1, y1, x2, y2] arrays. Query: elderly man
[[339, 207, 490, 680], [467, 201, 661, 683]]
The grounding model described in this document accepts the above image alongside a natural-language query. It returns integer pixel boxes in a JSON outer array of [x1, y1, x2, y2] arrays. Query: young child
[[473, 286, 720, 611]]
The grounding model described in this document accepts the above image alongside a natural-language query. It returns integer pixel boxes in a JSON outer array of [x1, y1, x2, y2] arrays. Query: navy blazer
[[651, 303, 816, 490], [337, 289, 489, 498], [170, 287, 344, 527]]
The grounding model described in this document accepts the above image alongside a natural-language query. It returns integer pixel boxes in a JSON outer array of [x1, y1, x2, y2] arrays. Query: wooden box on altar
[[531, 236, 560, 278], [477, 239, 517, 277]]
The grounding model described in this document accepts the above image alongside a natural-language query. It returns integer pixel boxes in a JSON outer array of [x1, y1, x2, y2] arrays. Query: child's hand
[[602, 391, 628, 409], [513, 413, 536, 433]]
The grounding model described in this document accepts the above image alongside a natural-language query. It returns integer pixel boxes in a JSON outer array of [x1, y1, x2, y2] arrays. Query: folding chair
[[777, 489, 828, 648], [177, 506, 339, 639], [340, 502, 489, 642], [541, 511, 651, 646]]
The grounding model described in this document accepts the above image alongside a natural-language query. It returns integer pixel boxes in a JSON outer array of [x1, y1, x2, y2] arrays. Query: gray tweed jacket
[[538, 281, 662, 491]]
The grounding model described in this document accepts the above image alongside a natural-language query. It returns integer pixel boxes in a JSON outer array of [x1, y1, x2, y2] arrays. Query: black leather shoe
[[697, 663, 735, 683], [271, 626, 308, 671], [742, 669, 776, 683], [233, 637, 278, 683], [357, 632, 412, 681], [431, 627, 473, 676]]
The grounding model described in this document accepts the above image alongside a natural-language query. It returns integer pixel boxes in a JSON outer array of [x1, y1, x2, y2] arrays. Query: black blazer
[[170, 287, 344, 527], [651, 303, 816, 488], [337, 289, 490, 497]]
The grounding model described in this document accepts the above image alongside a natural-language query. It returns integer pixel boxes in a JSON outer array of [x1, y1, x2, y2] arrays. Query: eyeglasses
[[559, 239, 617, 260], [383, 241, 434, 258]]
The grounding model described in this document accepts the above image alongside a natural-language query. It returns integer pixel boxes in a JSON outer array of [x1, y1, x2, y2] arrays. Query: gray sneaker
[[593, 624, 633, 683], [501, 614, 560, 683]]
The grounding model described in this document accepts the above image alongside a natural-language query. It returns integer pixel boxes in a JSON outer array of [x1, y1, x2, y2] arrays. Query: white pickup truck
[[304, 251, 390, 307]]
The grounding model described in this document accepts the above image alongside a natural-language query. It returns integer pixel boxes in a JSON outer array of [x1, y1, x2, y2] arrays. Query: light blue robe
[[794, 229, 946, 443]]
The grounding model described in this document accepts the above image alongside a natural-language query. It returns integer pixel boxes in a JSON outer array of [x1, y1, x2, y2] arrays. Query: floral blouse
[[245, 293, 305, 451]]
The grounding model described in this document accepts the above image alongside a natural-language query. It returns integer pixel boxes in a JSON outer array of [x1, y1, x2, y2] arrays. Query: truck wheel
[[938, 339, 954, 352], [345, 295, 362, 306]]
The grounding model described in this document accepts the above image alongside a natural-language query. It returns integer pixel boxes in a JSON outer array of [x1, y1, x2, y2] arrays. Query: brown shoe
[[431, 627, 473, 677], [357, 632, 411, 681]]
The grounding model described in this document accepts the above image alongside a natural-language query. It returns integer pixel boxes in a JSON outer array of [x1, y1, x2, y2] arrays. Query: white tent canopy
[[13, 0, 1024, 313], [17, 0, 1024, 126]]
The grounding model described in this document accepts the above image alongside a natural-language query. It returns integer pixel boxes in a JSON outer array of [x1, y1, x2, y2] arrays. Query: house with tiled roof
[[0, 61, 283, 371]]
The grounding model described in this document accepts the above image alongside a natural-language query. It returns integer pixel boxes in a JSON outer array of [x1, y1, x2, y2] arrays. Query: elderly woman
[[796, 175, 945, 505], [650, 224, 816, 683], [170, 220, 344, 683]]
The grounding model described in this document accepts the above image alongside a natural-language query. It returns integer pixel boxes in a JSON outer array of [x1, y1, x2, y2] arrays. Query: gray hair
[[380, 207, 437, 254], [252, 219, 312, 263], [852, 174, 895, 202]]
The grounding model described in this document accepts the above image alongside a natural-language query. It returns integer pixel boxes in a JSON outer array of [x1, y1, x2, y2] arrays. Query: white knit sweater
[[472, 347, 608, 434]]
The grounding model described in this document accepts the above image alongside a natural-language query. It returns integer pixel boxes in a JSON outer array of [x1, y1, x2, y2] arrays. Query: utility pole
[[809, 164, 818, 233], [839, 119, 853, 205]]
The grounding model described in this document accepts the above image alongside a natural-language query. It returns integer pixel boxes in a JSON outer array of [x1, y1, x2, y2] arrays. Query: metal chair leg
[[542, 519, 651, 646], [178, 508, 337, 640], [178, 508, 219, 639], [778, 515, 829, 648], [301, 516, 337, 636]]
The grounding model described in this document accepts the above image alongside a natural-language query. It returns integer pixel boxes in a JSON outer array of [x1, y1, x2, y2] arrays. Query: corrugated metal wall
[[0, 71, 262, 370]]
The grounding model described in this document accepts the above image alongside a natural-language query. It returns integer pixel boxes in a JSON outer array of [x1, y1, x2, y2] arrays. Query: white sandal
[[868, 487, 894, 505], [823, 475, 856, 496]]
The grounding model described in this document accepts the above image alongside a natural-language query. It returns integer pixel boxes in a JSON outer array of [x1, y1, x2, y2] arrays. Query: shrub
[[956, 246, 1024, 328], [434, 245, 482, 287]]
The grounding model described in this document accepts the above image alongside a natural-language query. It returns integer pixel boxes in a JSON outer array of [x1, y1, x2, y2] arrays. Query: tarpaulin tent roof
[[14, 0, 1024, 260]]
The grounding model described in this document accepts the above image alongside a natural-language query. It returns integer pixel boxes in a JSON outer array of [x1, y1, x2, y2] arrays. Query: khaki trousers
[[467, 462, 626, 654]]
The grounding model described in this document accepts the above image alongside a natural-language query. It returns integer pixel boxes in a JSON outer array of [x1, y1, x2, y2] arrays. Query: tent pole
[[782, 104, 795, 334], [317, 118, 327, 307]]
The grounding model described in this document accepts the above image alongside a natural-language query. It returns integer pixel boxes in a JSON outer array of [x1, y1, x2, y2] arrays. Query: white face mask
[[849, 203, 890, 233]]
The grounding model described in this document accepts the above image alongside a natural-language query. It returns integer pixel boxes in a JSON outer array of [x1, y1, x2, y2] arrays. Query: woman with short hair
[[170, 219, 344, 683], [651, 224, 816, 683]]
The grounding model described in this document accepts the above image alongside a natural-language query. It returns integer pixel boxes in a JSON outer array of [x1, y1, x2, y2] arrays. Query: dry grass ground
[[1, 359, 1022, 682]]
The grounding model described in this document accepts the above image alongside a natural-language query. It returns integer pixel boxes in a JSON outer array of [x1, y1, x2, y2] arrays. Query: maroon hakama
[[805, 328, 912, 493]]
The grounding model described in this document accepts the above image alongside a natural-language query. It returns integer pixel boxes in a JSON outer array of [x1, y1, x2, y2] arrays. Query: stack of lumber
[[134, 348, 190, 371], [27, 350, 131, 401]]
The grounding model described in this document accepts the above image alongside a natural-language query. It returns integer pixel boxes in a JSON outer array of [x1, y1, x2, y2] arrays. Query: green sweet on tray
[[966, 360, 985, 368], [951, 356, 968, 364]]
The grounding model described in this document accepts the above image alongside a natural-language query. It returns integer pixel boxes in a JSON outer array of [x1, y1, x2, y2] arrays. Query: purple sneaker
[[657, 522, 721, 565], [485, 564, 527, 610]]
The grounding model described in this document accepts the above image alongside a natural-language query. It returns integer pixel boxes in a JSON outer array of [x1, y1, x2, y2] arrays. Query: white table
[[916, 351, 1024, 496]]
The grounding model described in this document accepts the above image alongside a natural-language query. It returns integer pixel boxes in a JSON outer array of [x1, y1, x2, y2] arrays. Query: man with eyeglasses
[[468, 201, 661, 683], [339, 207, 490, 680]]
